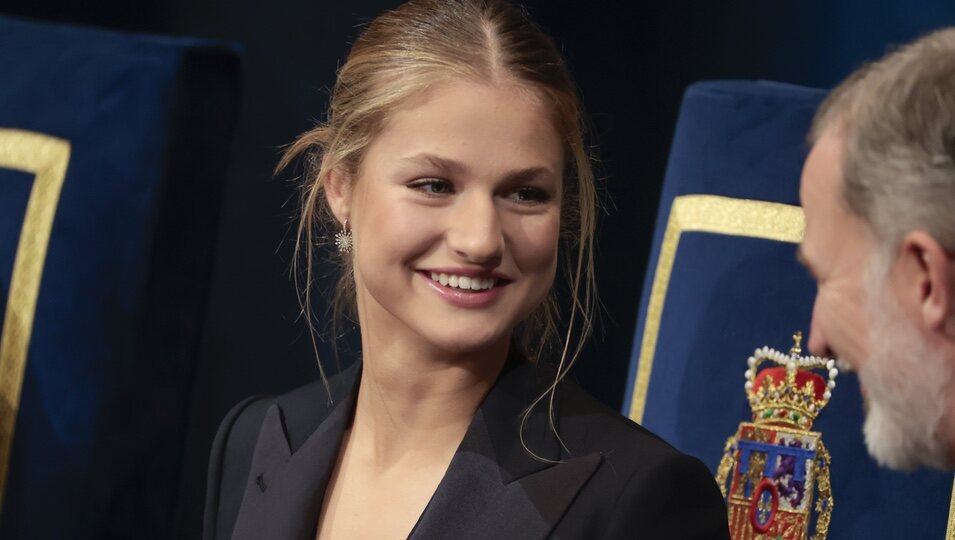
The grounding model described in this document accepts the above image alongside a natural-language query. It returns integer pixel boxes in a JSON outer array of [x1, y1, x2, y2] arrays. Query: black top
[[204, 356, 730, 539]]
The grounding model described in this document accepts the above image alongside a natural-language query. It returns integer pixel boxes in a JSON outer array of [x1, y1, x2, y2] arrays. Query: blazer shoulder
[[203, 394, 273, 540], [599, 450, 730, 539], [558, 379, 682, 463], [203, 363, 360, 540], [556, 382, 730, 539]]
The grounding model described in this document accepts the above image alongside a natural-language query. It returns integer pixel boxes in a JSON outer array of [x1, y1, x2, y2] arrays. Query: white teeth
[[428, 272, 496, 291]]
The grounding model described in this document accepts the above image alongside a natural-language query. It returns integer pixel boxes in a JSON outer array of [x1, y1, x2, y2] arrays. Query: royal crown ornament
[[716, 332, 836, 540]]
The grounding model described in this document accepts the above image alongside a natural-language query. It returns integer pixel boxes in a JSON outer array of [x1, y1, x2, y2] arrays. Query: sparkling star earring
[[334, 219, 353, 254]]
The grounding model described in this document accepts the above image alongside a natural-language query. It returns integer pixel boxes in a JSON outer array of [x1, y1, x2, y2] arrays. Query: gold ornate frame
[[0, 128, 71, 511]]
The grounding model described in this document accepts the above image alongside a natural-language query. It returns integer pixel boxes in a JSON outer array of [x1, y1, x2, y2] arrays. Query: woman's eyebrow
[[399, 153, 470, 176], [399, 152, 556, 183], [501, 166, 556, 185]]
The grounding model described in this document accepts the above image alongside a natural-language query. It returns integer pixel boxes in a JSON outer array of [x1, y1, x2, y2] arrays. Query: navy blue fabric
[[0, 16, 240, 539], [624, 80, 953, 537]]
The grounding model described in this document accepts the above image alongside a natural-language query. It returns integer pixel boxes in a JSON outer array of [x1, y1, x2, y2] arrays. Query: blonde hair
[[810, 27, 955, 256], [279, 0, 598, 454]]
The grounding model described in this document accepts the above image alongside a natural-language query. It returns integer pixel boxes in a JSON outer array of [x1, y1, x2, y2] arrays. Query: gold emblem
[[716, 332, 836, 540]]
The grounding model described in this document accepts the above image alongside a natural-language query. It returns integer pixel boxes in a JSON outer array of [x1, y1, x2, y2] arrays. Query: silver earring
[[335, 219, 353, 253]]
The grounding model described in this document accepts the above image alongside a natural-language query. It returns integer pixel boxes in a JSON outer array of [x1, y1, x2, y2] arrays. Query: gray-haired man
[[798, 28, 955, 470]]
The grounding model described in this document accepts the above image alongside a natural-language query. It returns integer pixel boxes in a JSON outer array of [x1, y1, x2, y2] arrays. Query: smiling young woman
[[203, 2, 729, 539], [326, 80, 563, 362]]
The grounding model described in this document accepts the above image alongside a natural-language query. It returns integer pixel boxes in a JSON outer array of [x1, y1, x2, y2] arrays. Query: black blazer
[[204, 357, 730, 539]]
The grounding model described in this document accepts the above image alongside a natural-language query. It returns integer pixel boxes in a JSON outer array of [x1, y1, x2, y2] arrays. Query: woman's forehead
[[364, 79, 563, 166]]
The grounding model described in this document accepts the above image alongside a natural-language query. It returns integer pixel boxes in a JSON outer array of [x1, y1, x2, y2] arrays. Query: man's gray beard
[[859, 259, 952, 470]]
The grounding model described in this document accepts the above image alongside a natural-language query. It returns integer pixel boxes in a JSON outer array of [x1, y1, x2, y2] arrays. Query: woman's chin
[[422, 329, 511, 358]]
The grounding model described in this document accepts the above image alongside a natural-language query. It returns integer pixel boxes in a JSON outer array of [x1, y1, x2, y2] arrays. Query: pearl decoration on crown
[[743, 331, 839, 429]]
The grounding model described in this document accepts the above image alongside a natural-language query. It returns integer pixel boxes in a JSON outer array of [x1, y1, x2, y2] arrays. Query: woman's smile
[[419, 271, 505, 308], [427, 272, 497, 291], [412, 268, 514, 309]]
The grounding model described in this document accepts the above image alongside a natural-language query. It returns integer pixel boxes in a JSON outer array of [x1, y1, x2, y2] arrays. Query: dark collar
[[229, 355, 602, 540]]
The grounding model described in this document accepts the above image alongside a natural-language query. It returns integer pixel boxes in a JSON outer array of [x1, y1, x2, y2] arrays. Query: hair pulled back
[[280, 0, 598, 422]]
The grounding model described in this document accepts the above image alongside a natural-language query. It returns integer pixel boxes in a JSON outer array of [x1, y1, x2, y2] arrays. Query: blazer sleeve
[[203, 395, 272, 540], [602, 452, 730, 540]]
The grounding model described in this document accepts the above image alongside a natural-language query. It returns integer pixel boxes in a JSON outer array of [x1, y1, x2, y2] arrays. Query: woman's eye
[[509, 186, 551, 204], [408, 178, 454, 196]]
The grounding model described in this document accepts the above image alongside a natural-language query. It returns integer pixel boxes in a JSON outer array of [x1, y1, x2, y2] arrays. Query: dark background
[[2, 1, 954, 537]]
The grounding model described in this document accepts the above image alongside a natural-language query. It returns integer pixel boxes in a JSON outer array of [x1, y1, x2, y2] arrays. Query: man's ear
[[324, 165, 353, 225], [895, 231, 953, 333]]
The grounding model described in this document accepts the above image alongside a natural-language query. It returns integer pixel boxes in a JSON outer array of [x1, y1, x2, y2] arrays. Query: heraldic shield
[[716, 332, 837, 540]]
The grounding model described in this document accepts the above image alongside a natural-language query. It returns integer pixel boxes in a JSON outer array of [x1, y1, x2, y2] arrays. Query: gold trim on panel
[[626, 194, 804, 423], [0, 128, 71, 512]]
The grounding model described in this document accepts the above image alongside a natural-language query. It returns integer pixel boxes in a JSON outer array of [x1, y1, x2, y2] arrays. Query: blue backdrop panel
[[624, 81, 953, 538], [0, 16, 239, 539]]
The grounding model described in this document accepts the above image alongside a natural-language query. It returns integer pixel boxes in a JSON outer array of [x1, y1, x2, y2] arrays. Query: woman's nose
[[446, 193, 504, 264]]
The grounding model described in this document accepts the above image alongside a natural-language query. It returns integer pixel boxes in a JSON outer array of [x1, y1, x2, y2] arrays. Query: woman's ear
[[324, 165, 353, 225]]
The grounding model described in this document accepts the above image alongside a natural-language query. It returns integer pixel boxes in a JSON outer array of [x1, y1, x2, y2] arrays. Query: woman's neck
[[349, 334, 509, 470]]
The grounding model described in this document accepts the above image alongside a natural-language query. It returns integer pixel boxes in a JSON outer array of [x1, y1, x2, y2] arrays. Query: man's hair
[[810, 27, 955, 255]]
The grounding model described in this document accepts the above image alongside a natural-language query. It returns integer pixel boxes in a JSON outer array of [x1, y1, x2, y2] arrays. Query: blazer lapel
[[411, 359, 603, 540], [226, 357, 600, 540], [229, 365, 360, 540]]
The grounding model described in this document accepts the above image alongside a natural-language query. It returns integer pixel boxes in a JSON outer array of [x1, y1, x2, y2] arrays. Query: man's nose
[[807, 299, 830, 358], [446, 193, 504, 265]]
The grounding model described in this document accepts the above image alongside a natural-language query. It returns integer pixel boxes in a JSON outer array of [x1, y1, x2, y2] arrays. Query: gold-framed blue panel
[[625, 194, 955, 538], [0, 14, 240, 538]]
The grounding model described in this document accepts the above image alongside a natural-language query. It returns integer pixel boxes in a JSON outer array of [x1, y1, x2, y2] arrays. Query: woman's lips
[[418, 271, 508, 308], [428, 271, 496, 291]]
